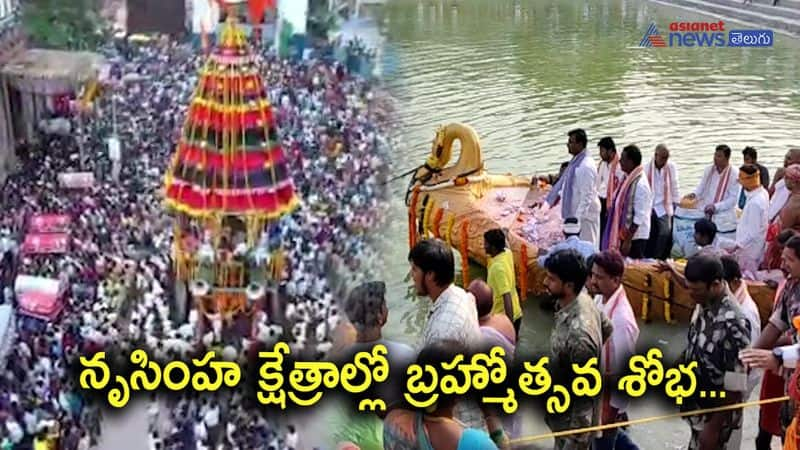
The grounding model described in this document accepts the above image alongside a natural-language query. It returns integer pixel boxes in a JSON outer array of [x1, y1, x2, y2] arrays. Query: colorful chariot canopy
[[164, 16, 299, 220]]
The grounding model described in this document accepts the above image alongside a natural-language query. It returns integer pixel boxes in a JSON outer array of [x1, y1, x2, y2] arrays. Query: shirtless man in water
[[779, 164, 800, 234]]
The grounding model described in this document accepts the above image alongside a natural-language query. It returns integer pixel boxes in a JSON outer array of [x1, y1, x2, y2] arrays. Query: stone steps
[[713, 0, 800, 21], [649, 0, 800, 36], [751, 0, 800, 10]]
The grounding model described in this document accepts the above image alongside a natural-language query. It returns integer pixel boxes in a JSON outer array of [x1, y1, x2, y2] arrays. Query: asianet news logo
[[639, 21, 773, 48]]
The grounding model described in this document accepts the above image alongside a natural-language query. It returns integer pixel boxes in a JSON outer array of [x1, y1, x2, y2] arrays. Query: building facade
[[0, 0, 23, 183]]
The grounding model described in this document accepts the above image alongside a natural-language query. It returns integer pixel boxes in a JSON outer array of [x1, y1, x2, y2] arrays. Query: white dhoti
[[736, 243, 765, 275], [580, 218, 599, 250], [111, 161, 121, 182]]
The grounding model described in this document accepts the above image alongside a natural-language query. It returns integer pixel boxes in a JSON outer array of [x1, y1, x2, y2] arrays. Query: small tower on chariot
[[164, 13, 299, 326]]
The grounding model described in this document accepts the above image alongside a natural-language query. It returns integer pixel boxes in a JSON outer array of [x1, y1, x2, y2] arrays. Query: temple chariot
[[164, 15, 299, 332]]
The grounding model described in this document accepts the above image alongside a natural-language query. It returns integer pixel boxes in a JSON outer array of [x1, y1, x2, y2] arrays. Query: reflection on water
[[362, 0, 800, 445], [378, 0, 800, 345]]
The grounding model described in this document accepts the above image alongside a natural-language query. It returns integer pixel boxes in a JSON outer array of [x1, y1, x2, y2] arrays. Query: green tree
[[21, 0, 106, 50]]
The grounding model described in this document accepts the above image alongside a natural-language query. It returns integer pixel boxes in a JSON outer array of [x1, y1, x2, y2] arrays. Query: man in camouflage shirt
[[543, 249, 613, 450], [680, 254, 751, 450]]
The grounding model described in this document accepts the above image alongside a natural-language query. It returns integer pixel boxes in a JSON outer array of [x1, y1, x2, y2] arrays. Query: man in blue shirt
[[537, 218, 596, 267]]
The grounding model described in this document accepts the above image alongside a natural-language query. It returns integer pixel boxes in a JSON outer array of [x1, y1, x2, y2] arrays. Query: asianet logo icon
[[638, 21, 773, 48]]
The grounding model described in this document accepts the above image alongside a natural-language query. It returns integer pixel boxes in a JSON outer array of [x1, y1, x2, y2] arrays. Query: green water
[[357, 0, 800, 447], [379, 0, 800, 348]]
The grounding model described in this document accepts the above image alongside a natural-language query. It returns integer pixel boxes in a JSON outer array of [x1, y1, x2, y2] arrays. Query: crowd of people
[[538, 129, 800, 281], [339, 37, 378, 79], [0, 28, 392, 449], [328, 127, 800, 450], [332, 232, 799, 450]]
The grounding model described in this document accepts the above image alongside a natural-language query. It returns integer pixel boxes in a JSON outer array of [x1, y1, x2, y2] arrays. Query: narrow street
[[96, 399, 149, 450]]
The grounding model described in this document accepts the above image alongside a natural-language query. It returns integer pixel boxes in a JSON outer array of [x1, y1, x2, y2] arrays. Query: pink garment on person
[[646, 160, 674, 217], [605, 154, 622, 210]]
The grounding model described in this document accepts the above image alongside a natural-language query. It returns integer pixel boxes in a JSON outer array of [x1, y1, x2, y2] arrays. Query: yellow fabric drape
[[445, 214, 456, 247], [409, 187, 421, 248], [422, 198, 435, 239], [519, 244, 528, 302], [785, 418, 799, 450]]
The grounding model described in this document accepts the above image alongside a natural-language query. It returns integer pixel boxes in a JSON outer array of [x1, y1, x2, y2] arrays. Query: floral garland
[[408, 187, 421, 248], [422, 198, 435, 239], [445, 213, 456, 247], [432, 208, 444, 239]]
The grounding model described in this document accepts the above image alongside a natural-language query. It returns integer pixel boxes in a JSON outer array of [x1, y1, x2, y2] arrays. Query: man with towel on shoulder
[[601, 145, 652, 259], [682, 145, 740, 218], [542, 129, 602, 249], [645, 144, 679, 260]]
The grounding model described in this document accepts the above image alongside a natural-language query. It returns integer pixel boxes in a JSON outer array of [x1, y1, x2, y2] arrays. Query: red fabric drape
[[248, 0, 275, 25]]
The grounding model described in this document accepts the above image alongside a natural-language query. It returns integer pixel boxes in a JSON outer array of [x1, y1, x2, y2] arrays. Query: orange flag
[[248, 0, 275, 25]]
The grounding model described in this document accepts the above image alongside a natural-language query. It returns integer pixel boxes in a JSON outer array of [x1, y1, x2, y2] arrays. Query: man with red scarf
[[685, 145, 740, 218], [597, 137, 624, 238], [645, 144, 679, 259], [602, 145, 652, 259]]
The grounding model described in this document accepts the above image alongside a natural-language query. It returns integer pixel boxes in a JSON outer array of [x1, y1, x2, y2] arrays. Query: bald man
[[768, 148, 800, 223], [468, 279, 516, 354], [468, 279, 520, 441], [645, 144, 679, 259]]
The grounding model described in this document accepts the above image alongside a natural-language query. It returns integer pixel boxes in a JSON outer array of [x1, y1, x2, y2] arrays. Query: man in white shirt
[[603, 145, 652, 259], [767, 148, 800, 223], [685, 145, 740, 218], [408, 239, 485, 430], [733, 165, 769, 273], [545, 129, 602, 248], [285, 425, 299, 450], [23, 409, 37, 435], [597, 137, 624, 237], [203, 400, 220, 445], [587, 250, 640, 450], [5, 418, 22, 444], [645, 144, 680, 260]]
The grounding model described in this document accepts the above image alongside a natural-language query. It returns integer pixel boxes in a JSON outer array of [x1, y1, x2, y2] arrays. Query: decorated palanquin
[[407, 123, 776, 325], [164, 16, 298, 319]]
